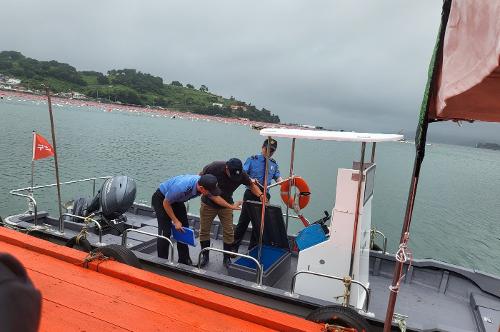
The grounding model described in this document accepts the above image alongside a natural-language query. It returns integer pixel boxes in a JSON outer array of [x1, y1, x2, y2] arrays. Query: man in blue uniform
[[151, 174, 221, 265], [233, 138, 283, 252]]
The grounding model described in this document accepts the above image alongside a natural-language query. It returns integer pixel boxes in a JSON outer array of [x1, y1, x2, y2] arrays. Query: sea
[[1, 97, 499, 276]]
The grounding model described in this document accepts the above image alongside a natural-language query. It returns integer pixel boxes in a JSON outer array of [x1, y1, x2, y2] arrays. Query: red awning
[[429, 0, 500, 122]]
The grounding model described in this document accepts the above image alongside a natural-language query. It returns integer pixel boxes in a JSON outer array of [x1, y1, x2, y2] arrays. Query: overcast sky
[[1, 0, 498, 144]]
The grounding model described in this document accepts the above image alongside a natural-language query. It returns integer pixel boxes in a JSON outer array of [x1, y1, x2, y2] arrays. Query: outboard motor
[[87, 176, 137, 219], [71, 176, 136, 234]]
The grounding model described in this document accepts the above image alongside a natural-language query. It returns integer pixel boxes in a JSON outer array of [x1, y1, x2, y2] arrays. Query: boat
[[2, 1, 500, 331], [4, 127, 500, 332], [251, 124, 265, 130]]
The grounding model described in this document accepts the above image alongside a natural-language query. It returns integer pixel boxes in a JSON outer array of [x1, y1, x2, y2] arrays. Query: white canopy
[[260, 128, 403, 143]]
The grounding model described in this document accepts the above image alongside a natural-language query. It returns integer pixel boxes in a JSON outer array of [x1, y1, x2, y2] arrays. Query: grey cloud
[[0, 0, 498, 144]]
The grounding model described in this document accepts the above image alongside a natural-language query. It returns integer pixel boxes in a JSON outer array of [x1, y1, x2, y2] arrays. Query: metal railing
[[9, 176, 111, 233], [370, 228, 388, 254], [121, 229, 174, 264], [197, 247, 264, 286], [290, 270, 371, 312], [60, 213, 104, 246], [9, 191, 39, 226]]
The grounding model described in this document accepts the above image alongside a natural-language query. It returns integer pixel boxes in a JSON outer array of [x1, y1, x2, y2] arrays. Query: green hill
[[0, 51, 280, 123]]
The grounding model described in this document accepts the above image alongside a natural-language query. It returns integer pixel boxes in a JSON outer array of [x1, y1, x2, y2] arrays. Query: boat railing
[[60, 213, 105, 246], [197, 247, 264, 286], [370, 228, 388, 254], [121, 229, 175, 264], [290, 270, 370, 312], [9, 176, 112, 232]]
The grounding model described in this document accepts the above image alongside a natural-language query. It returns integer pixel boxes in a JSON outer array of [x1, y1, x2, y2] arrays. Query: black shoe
[[199, 240, 211, 268], [223, 256, 231, 268], [199, 252, 209, 268], [223, 242, 233, 267], [230, 241, 240, 258], [178, 257, 193, 266]]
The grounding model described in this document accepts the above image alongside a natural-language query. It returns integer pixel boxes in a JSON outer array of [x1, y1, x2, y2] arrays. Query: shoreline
[[0, 89, 300, 130]]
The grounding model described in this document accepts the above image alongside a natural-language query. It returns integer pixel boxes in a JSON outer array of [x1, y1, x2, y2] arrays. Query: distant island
[[476, 142, 500, 151], [0, 51, 280, 123]]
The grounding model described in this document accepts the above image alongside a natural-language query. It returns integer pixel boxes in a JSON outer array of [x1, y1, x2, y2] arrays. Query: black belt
[[154, 189, 165, 200]]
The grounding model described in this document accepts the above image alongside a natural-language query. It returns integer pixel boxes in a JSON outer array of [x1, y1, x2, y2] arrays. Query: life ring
[[280, 176, 311, 210]]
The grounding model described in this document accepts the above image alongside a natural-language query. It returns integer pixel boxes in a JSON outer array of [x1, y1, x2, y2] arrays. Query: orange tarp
[[429, 0, 500, 122], [0, 227, 321, 332]]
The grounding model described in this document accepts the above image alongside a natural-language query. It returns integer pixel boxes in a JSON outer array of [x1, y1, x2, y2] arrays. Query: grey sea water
[[1, 98, 499, 275]]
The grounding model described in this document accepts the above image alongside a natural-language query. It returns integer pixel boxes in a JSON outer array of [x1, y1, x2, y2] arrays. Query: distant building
[[72, 92, 86, 99], [212, 103, 224, 108], [6, 78, 21, 85], [230, 105, 247, 111]]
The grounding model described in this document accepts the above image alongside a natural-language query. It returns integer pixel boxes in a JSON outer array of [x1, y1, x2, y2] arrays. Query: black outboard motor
[[71, 176, 136, 234]]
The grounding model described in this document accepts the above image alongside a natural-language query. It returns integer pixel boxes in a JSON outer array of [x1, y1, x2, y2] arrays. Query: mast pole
[[45, 87, 64, 233], [284, 138, 296, 233], [383, 1, 451, 328], [348, 142, 366, 281], [257, 136, 271, 263], [31, 131, 36, 190]]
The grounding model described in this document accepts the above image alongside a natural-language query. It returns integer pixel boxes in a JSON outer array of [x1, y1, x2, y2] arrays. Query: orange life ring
[[280, 177, 311, 210]]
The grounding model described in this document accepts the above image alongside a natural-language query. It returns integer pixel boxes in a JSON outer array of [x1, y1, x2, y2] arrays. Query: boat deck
[[0, 227, 321, 332], [4, 206, 500, 332]]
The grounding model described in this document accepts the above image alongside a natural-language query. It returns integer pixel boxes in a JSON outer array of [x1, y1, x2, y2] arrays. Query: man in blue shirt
[[233, 139, 283, 252], [151, 174, 221, 265]]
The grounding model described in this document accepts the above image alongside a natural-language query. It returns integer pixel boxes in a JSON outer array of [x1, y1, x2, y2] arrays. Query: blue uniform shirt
[[243, 154, 281, 188], [158, 175, 200, 203]]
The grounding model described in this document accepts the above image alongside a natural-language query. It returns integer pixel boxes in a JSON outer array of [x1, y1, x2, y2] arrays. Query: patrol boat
[[3, 0, 500, 330], [4, 124, 500, 331]]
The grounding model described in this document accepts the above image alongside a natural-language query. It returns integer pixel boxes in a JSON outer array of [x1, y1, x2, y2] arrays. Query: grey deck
[[4, 206, 500, 332]]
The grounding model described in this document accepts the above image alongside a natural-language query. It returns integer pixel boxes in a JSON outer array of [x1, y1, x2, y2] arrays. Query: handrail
[[9, 176, 112, 233], [290, 270, 370, 312], [60, 213, 104, 245], [370, 228, 388, 254], [10, 176, 112, 193], [10, 191, 38, 227], [122, 229, 174, 264], [197, 247, 263, 286]]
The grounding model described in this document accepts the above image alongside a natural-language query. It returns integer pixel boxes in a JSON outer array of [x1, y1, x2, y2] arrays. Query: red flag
[[32, 132, 54, 160]]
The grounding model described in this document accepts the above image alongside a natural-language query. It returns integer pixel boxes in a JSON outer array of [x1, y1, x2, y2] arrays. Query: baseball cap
[[262, 138, 277, 151], [226, 158, 243, 181], [198, 174, 221, 196]]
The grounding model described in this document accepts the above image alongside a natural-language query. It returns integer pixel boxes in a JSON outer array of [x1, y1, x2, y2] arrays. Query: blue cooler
[[228, 202, 291, 286]]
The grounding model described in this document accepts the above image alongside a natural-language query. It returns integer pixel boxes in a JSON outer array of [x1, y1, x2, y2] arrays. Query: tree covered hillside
[[0, 51, 280, 123]]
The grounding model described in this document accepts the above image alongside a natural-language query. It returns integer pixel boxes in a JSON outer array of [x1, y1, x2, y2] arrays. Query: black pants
[[151, 189, 190, 261], [234, 189, 270, 250]]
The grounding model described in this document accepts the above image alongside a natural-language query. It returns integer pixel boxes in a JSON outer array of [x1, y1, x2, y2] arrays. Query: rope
[[393, 313, 408, 332], [389, 232, 413, 294], [323, 324, 357, 332], [81, 251, 109, 269]]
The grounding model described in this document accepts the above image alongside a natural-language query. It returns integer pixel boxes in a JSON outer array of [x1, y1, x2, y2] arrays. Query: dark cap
[[262, 138, 277, 151], [226, 158, 243, 181], [198, 174, 221, 196]]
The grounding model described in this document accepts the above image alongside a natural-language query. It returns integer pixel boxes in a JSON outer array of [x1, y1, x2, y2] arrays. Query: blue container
[[229, 245, 291, 286], [234, 245, 288, 271], [295, 224, 327, 251]]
